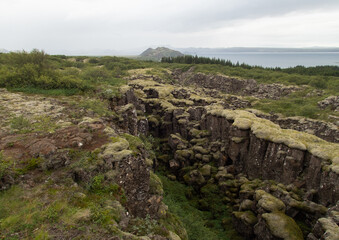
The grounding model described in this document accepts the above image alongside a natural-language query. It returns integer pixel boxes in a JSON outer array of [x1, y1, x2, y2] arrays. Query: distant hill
[[139, 47, 184, 61], [0, 48, 9, 53], [177, 47, 339, 55]]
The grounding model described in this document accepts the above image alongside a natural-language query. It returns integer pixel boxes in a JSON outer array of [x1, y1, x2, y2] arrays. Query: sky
[[1, 0, 339, 54]]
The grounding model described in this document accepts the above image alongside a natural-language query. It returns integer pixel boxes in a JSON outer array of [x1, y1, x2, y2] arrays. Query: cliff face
[[172, 68, 339, 143], [113, 76, 339, 240]]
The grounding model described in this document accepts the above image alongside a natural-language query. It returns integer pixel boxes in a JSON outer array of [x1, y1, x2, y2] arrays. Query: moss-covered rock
[[260, 212, 304, 240], [189, 128, 210, 138], [175, 149, 193, 160], [99, 138, 132, 162], [192, 145, 209, 155], [287, 197, 327, 215], [202, 154, 211, 163], [205, 105, 339, 173], [312, 217, 339, 240], [183, 170, 205, 186], [255, 190, 286, 213], [199, 165, 212, 177], [148, 115, 160, 126], [149, 172, 164, 196], [239, 199, 255, 211], [233, 211, 258, 226]]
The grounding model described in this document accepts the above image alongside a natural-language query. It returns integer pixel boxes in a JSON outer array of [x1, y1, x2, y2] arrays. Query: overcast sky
[[1, 0, 339, 54]]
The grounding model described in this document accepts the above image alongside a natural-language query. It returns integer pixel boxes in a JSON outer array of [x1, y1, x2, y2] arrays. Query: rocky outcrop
[[318, 96, 339, 111], [173, 68, 303, 99], [248, 109, 339, 143], [115, 78, 339, 240], [117, 79, 339, 206]]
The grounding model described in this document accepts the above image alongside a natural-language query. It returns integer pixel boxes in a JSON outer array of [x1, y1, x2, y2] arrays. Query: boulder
[[254, 212, 303, 240]]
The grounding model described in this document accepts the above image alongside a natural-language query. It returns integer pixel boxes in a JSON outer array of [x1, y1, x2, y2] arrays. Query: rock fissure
[[112, 77, 339, 240]]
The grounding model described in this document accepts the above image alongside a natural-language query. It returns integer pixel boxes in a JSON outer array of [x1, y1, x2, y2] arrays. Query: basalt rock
[[115, 78, 339, 240], [173, 68, 303, 99], [248, 109, 339, 143], [254, 212, 304, 240], [318, 96, 339, 111]]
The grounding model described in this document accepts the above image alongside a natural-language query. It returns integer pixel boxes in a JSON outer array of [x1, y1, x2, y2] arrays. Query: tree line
[[161, 55, 339, 77]]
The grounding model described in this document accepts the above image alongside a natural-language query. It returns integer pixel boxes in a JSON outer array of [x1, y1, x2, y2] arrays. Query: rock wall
[[116, 81, 339, 206], [113, 79, 339, 239]]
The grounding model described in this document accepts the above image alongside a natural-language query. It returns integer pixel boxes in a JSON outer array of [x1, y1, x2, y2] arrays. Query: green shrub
[[10, 115, 32, 133], [0, 151, 13, 179], [129, 214, 168, 236], [88, 175, 120, 195]]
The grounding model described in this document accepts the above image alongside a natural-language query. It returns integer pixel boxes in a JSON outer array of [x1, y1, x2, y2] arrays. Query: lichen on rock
[[261, 212, 304, 240]]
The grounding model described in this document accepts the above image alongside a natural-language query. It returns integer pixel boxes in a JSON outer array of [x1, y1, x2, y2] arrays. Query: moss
[[107, 137, 130, 151], [288, 198, 327, 214], [202, 155, 211, 162], [117, 103, 135, 114], [232, 211, 258, 226], [189, 129, 210, 138], [233, 118, 252, 130], [149, 172, 164, 196], [175, 149, 193, 159], [318, 218, 339, 240], [148, 115, 160, 126], [189, 93, 218, 105], [262, 212, 304, 240], [170, 134, 188, 145], [190, 138, 208, 146], [178, 118, 187, 124], [121, 133, 145, 154], [255, 190, 286, 213], [192, 146, 209, 155], [215, 169, 234, 180], [183, 170, 205, 186], [231, 137, 245, 143], [134, 89, 147, 98], [205, 104, 339, 173], [143, 98, 178, 113], [199, 165, 212, 177], [169, 98, 194, 106], [168, 231, 181, 240], [100, 138, 132, 162], [119, 85, 131, 94]]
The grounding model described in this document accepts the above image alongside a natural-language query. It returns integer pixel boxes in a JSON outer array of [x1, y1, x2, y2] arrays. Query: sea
[[193, 52, 339, 68]]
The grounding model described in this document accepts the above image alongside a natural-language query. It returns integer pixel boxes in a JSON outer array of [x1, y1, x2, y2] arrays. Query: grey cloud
[[0, 0, 338, 51], [158, 0, 339, 32]]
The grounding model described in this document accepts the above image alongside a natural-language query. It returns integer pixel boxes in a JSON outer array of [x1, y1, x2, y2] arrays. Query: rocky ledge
[[173, 67, 304, 99]]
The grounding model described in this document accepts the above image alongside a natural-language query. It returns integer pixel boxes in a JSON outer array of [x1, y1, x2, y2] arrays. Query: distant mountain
[[0, 48, 9, 53], [176, 47, 339, 55], [139, 47, 184, 61]]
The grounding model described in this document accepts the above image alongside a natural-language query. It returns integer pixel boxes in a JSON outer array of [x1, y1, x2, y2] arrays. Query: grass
[[159, 174, 243, 240], [0, 174, 126, 239], [253, 91, 337, 120], [75, 98, 111, 117], [7, 87, 81, 96], [10, 115, 32, 133], [9, 115, 58, 134], [191, 64, 339, 94]]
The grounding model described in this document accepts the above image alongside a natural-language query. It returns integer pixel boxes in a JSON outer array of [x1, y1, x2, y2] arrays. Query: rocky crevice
[[112, 78, 339, 240]]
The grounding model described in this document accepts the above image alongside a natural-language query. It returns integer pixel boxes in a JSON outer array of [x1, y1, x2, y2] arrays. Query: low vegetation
[[159, 175, 242, 240]]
